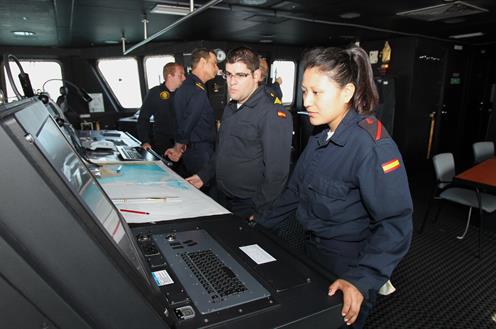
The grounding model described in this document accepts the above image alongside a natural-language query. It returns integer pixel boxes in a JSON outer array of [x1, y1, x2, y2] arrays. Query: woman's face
[[301, 67, 355, 131]]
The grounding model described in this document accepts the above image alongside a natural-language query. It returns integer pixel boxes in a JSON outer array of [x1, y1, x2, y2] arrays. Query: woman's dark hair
[[226, 47, 260, 73], [302, 46, 379, 114]]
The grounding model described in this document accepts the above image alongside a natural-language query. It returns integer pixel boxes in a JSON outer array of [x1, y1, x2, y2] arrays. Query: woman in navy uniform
[[258, 46, 413, 328]]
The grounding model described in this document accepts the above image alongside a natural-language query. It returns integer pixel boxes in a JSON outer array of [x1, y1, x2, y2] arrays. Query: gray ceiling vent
[[396, 1, 488, 22]]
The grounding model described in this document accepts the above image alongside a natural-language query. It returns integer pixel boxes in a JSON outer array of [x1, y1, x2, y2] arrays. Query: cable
[[3, 54, 34, 100], [42, 78, 93, 103]]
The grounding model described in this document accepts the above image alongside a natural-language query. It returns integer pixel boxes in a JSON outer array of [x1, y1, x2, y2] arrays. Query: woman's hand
[[328, 279, 364, 326]]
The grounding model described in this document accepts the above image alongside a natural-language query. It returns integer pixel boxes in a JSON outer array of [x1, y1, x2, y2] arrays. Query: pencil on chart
[[119, 209, 150, 215], [111, 197, 179, 204]]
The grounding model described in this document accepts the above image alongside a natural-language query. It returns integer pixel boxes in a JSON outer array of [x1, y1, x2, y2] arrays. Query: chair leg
[[476, 188, 483, 259], [456, 207, 472, 240]]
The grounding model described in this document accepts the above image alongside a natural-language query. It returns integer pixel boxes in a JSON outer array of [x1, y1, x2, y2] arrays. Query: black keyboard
[[117, 146, 143, 160], [181, 250, 248, 303]]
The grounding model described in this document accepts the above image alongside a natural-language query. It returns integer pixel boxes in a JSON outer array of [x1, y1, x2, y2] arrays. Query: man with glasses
[[166, 48, 218, 177], [137, 62, 185, 156], [186, 47, 293, 220]]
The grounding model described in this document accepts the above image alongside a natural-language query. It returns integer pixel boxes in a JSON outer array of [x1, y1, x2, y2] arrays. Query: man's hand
[[328, 279, 364, 326], [275, 77, 283, 85], [142, 142, 152, 150], [165, 143, 187, 162], [165, 148, 182, 162], [186, 175, 204, 189]]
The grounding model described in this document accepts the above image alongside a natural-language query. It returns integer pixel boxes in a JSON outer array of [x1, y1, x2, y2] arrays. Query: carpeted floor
[[367, 171, 496, 329]]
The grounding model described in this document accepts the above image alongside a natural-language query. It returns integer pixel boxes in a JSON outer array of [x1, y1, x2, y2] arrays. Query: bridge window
[[144, 55, 175, 89], [270, 60, 296, 105], [3, 60, 62, 103], [97, 57, 142, 109]]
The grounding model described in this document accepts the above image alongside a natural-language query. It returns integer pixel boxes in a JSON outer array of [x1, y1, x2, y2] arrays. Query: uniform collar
[[317, 109, 361, 147], [228, 86, 265, 112]]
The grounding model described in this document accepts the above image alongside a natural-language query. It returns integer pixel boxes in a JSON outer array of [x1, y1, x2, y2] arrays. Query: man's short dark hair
[[226, 47, 260, 72], [191, 48, 215, 70]]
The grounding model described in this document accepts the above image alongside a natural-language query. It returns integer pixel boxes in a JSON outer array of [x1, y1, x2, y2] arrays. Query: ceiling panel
[[0, 0, 495, 48]]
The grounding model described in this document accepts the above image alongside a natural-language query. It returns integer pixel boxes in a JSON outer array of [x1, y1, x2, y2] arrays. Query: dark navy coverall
[[174, 74, 216, 175], [259, 109, 413, 328], [137, 84, 176, 155], [264, 81, 282, 101], [198, 86, 293, 218]]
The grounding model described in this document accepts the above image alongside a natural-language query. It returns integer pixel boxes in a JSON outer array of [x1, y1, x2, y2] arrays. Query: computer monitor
[[0, 97, 167, 328]]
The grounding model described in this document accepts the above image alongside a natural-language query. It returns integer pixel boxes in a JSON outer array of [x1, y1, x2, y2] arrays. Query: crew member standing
[[186, 47, 293, 220], [259, 56, 283, 100], [258, 46, 413, 328], [166, 48, 218, 177], [137, 62, 185, 156]]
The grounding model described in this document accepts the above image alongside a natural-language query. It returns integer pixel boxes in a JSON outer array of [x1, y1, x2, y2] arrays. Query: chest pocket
[[230, 122, 258, 141], [307, 179, 349, 221], [225, 121, 259, 158]]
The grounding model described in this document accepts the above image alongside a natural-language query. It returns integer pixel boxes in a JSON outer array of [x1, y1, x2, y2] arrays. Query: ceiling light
[[240, 0, 268, 5], [449, 32, 484, 39], [259, 39, 273, 43], [150, 4, 191, 16], [12, 31, 35, 36], [340, 12, 361, 19]]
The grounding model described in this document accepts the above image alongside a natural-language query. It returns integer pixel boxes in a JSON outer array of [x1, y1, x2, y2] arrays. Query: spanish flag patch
[[277, 111, 286, 118], [382, 159, 400, 174]]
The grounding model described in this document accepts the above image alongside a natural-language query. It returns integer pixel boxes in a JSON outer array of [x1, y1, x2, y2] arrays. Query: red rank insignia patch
[[277, 111, 286, 118], [382, 159, 400, 174]]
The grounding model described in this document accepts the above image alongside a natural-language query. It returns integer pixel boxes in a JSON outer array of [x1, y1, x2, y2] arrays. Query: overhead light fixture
[[150, 4, 191, 16], [12, 31, 35, 36], [340, 12, 361, 19], [449, 32, 484, 39], [240, 0, 268, 5]]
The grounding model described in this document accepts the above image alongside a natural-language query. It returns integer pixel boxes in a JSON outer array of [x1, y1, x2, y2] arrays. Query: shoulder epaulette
[[264, 88, 282, 105], [358, 117, 390, 141], [195, 82, 206, 91]]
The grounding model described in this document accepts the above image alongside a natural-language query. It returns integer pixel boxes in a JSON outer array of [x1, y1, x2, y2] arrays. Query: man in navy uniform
[[186, 47, 293, 220], [137, 62, 185, 156], [166, 48, 218, 177], [259, 56, 283, 101]]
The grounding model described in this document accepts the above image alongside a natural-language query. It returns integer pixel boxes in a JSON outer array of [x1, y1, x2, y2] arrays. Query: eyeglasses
[[222, 71, 252, 81]]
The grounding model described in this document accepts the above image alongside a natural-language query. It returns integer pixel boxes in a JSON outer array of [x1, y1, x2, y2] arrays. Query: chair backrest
[[472, 141, 495, 163], [432, 153, 455, 188]]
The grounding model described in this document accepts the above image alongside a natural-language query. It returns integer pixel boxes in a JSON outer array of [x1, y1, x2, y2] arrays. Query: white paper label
[[239, 244, 276, 265], [152, 270, 174, 286]]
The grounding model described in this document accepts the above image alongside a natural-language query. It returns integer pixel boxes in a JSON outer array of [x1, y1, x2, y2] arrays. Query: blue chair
[[419, 153, 496, 257], [472, 141, 494, 164]]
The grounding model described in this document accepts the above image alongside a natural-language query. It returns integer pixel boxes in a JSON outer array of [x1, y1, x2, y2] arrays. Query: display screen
[[14, 99, 148, 280]]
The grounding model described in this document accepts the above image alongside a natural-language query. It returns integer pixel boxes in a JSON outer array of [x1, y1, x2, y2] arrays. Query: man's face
[[168, 66, 186, 90], [258, 58, 268, 82], [203, 52, 219, 81], [225, 61, 260, 105]]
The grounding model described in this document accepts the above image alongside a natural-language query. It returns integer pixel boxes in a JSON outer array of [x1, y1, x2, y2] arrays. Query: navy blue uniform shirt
[[259, 109, 413, 299], [174, 74, 216, 145], [264, 81, 282, 100], [137, 84, 175, 145], [198, 86, 293, 216]]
